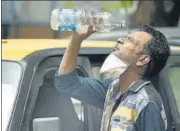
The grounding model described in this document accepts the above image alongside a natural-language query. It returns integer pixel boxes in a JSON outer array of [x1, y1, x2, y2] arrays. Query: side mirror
[[33, 117, 61, 131]]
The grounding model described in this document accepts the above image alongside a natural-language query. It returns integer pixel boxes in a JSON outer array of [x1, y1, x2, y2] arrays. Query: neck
[[118, 68, 141, 93]]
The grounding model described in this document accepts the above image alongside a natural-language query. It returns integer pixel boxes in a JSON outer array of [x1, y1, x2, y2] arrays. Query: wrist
[[71, 33, 84, 43]]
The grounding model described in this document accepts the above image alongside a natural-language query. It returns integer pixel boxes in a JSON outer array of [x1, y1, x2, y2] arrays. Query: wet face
[[113, 31, 152, 70]]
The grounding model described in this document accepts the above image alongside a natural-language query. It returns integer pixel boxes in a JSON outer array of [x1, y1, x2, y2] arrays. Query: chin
[[112, 51, 119, 56], [114, 52, 122, 59]]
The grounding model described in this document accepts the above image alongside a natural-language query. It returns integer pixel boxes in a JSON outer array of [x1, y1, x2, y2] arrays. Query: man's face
[[113, 31, 152, 69]]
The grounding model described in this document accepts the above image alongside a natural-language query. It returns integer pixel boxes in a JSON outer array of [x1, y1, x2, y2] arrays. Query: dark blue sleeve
[[135, 103, 166, 131], [55, 69, 113, 109]]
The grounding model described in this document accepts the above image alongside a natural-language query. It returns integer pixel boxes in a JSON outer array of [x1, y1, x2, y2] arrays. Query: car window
[[168, 66, 180, 113], [2, 61, 22, 131], [71, 98, 84, 121]]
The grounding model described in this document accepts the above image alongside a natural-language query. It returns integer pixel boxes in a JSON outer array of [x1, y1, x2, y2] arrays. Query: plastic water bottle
[[50, 9, 124, 32]]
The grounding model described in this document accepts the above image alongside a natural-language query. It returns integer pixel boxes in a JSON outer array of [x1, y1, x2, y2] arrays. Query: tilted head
[[113, 25, 171, 78]]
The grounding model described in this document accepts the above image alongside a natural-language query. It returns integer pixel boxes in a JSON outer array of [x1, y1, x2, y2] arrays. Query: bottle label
[[59, 9, 76, 31]]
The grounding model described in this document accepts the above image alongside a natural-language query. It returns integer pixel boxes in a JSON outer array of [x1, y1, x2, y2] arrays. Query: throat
[[118, 69, 140, 93]]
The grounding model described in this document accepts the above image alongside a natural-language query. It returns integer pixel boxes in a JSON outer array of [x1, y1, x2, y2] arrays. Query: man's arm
[[135, 102, 166, 131], [58, 25, 94, 75], [55, 25, 112, 109], [55, 70, 112, 109]]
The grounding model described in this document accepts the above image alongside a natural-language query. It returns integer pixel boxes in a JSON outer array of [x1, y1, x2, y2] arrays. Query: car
[[2, 35, 180, 131]]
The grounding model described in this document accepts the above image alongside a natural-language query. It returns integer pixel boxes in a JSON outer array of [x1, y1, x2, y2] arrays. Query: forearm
[[58, 33, 83, 75]]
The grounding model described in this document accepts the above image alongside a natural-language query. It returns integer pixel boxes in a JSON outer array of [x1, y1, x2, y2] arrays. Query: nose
[[117, 37, 125, 44]]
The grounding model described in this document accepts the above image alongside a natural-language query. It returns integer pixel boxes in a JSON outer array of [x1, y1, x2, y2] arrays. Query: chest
[[102, 89, 139, 131]]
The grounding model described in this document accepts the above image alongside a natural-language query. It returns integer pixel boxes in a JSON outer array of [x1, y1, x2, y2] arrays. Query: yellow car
[[2, 37, 180, 131]]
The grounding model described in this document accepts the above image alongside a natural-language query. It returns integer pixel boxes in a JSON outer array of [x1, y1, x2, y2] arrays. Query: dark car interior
[[30, 67, 86, 131]]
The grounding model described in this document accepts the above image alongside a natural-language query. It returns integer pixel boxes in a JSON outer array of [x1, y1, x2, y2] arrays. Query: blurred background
[[2, 0, 180, 39]]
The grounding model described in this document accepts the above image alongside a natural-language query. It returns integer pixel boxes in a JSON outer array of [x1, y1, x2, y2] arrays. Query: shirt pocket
[[112, 106, 136, 122], [110, 116, 135, 131], [110, 122, 135, 131]]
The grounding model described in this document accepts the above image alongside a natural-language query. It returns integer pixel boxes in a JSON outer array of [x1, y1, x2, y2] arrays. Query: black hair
[[139, 25, 171, 78]]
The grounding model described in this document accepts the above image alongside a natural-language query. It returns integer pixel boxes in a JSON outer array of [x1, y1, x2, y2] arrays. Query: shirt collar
[[112, 78, 151, 102], [128, 79, 151, 93], [111, 78, 151, 94]]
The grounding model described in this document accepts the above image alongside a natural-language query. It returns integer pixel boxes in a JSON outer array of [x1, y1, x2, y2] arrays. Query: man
[[55, 25, 170, 131]]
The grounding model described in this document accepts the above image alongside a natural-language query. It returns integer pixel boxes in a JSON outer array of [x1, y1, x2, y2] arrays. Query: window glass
[[2, 61, 22, 131], [71, 98, 84, 121]]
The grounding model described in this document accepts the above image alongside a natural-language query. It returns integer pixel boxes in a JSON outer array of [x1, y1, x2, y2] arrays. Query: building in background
[[2, 0, 180, 39]]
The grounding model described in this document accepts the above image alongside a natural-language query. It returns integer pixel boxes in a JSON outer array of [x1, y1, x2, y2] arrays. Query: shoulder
[[138, 84, 163, 106], [134, 84, 165, 120], [129, 83, 162, 106], [135, 102, 167, 131]]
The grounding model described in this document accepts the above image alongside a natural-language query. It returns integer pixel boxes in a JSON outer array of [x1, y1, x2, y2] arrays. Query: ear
[[136, 55, 150, 67]]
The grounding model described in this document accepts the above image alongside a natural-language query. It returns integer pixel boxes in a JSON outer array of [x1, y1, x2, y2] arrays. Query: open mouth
[[113, 47, 119, 51]]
